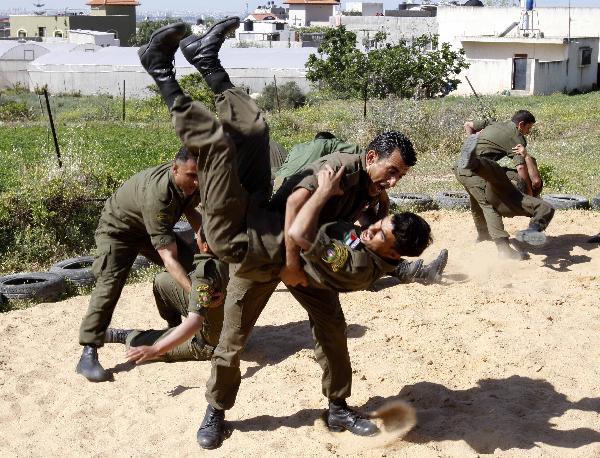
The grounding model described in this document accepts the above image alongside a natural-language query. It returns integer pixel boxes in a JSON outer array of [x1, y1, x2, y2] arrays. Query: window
[[580, 47, 592, 66], [38, 26, 46, 37], [275, 22, 284, 31], [54, 30, 63, 38], [18, 29, 27, 38]]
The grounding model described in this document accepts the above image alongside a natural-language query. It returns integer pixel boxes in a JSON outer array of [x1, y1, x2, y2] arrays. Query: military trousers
[[172, 88, 272, 264], [78, 231, 195, 347], [455, 158, 554, 240], [123, 270, 224, 362], [205, 270, 279, 410]]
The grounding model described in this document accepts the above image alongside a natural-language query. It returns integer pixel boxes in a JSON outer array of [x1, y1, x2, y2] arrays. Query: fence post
[[43, 88, 62, 168], [273, 75, 281, 114], [122, 79, 126, 121]]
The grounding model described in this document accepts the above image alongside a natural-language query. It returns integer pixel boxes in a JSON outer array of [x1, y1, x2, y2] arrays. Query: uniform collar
[[365, 247, 399, 274]]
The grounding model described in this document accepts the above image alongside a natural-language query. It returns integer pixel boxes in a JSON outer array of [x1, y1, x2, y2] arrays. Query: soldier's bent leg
[[172, 96, 249, 263], [79, 235, 139, 347], [205, 273, 279, 410], [126, 327, 214, 362], [153, 271, 186, 327], [455, 167, 492, 241], [288, 285, 352, 400], [216, 87, 272, 201]]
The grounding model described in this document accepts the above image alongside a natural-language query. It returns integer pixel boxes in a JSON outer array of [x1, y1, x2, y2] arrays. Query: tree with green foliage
[[305, 27, 469, 100], [130, 19, 192, 46]]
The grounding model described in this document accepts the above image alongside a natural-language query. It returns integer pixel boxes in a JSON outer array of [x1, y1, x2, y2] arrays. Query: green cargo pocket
[[91, 245, 111, 278]]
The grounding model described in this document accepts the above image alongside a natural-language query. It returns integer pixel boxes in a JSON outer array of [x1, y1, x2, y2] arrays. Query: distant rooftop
[[87, 0, 140, 5], [284, 0, 340, 4]]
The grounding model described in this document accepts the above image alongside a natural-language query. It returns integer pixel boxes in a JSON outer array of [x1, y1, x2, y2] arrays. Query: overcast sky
[[2, 0, 599, 11]]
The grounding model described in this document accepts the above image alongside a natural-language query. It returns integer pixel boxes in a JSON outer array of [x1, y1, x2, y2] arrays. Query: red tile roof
[[87, 0, 140, 5]]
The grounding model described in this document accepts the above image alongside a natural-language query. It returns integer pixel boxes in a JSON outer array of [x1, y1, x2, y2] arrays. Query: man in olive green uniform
[[138, 19, 432, 450], [76, 146, 202, 382], [276, 132, 448, 284], [454, 110, 554, 260], [106, 230, 228, 363]]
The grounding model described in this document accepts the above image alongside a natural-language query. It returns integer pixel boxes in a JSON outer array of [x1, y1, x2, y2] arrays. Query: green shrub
[[147, 73, 216, 113], [0, 100, 35, 121], [257, 81, 306, 112]]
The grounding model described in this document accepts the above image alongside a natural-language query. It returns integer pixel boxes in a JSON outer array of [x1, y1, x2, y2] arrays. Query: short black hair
[[390, 212, 432, 257], [511, 110, 536, 125], [314, 131, 336, 140], [174, 146, 195, 163], [367, 131, 416, 167]]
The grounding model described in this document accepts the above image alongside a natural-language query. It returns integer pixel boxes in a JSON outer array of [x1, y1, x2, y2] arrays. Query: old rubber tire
[[389, 193, 434, 212], [591, 194, 600, 210], [0, 272, 66, 303], [174, 220, 195, 246], [434, 191, 470, 210], [132, 255, 153, 272], [50, 256, 96, 286], [542, 194, 590, 210]]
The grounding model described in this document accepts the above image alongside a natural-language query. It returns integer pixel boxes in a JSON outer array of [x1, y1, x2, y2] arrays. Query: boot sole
[[179, 17, 240, 57], [515, 230, 547, 246], [75, 364, 112, 382], [457, 135, 479, 170]]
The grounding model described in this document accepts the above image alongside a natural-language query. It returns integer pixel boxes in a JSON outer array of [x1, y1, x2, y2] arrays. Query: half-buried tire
[[591, 194, 600, 210], [0, 272, 66, 303], [434, 191, 471, 210], [50, 256, 96, 287], [389, 193, 434, 212], [542, 194, 590, 210]]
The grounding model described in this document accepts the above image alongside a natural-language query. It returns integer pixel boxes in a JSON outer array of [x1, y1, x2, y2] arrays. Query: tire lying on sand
[[0, 272, 66, 303], [389, 193, 434, 212], [131, 255, 153, 272], [542, 194, 590, 210], [50, 256, 96, 287], [591, 194, 600, 210], [174, 220, 195, 246], [433, 191, 471, 210]]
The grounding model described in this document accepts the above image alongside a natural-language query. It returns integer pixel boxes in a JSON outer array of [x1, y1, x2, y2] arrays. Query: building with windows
[[457, 36, 598, 95], [237, 18, 292, 44], [9, 0, 138, 46]]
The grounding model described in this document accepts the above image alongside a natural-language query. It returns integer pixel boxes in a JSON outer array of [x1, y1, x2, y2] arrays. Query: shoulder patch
[[321, 241, 349, 272], [196, 283, 215, 308]]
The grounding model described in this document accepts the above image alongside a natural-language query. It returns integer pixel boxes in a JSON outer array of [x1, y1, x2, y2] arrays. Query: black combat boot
[[196, 404, 231, 449], [392, 258, 423, 284], [588, 233, 600, 243], [138, 22, 187, 110], [495, 238, 529, 261], [179, 17, 240, 94], [457, 134, 480, 170], [327, 399, 379, 436], [515, 222, 547, 246], [414, 249, 448, 284], [104, 328, 132, 345], [76, 345, 111, 382]]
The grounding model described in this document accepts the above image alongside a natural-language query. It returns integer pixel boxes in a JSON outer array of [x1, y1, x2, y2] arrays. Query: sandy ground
[[1, 210, 600, 457]]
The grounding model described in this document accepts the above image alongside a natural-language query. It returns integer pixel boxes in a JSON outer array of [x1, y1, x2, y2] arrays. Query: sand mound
[[1, 210, 599, 457]]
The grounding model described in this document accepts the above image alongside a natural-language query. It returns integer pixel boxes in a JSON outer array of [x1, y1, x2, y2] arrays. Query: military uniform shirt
[[271, 152, 378, 225], [276, 138, 363, 179], [301, 221, 397, 292], [473, 120, 527, 167], [188, 252, 229, 315], [98, 162, 200, 249]]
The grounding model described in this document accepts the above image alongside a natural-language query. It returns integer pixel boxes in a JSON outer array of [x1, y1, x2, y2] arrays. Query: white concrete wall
[[289, 6, 307, 27], [438, 6, 600, 59], [455, 58, 515, 95], [338, 15, 437, 44], [564, 36, 598, 92], [532, 60, 567, 95], [0, 60, 31, 88], [306, 5, 337, 24], [346, 2, 383, 15], [461, 41, 567, 61]]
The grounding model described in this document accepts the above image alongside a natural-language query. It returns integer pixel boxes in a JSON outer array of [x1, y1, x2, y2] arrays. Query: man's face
[[172, 159, 199, 196], [360, 215, 401, 260], [518, 121, 535, 135], [365, 148, 410, 197]]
